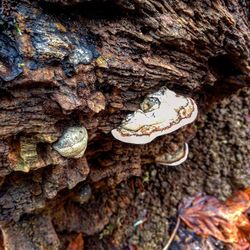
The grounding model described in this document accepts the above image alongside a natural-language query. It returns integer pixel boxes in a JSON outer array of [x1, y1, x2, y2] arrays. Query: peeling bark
[[0, 0, 249, 248]]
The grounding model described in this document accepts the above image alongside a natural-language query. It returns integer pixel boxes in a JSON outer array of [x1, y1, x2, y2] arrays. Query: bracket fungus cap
[[156, 143, 189, 166], [111, 88, 198, 144], [53, 126, 88, 158]]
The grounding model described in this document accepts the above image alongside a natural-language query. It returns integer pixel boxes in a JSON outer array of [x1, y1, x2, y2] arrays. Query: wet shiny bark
[[0, 0, 249, 249]]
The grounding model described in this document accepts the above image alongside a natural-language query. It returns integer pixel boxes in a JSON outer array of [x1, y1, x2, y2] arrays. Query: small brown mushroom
[[156, 143, 189, 166]]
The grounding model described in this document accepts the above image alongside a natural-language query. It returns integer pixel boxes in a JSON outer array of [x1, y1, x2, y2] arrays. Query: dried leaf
[[67, 233, 84, 250], [128, 244, 138, 250], [178, 188, 250, 249]]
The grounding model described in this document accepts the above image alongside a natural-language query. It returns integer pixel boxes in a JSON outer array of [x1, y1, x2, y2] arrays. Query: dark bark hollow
[[0, 0, 249, 249]]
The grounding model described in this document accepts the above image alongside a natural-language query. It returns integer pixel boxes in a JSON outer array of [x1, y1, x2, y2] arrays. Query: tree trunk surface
[[0, 0, 249, 249]]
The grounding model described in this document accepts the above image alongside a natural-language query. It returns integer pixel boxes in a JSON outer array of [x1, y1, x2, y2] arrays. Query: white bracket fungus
[[53, 126, 88, 158], [155, 143, 189, 166], [111, 87, 198, 144]]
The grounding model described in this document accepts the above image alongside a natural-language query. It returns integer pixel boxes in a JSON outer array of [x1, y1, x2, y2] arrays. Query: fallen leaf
[[67, 233, 84, 250], [178, 188, 250, 250], [128, 244, 138, 250], [244, 115, 250, 123]]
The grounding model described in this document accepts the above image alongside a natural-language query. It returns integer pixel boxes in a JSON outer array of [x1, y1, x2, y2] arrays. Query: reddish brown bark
[[0, 0, 249, 248]]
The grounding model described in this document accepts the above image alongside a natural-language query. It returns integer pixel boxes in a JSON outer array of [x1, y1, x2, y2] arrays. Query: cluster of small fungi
[[53, 87, 198, 167]]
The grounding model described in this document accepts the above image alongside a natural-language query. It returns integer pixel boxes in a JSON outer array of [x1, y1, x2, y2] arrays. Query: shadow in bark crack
[[208, 54, 243, 78], [39, 0, 129, 20]]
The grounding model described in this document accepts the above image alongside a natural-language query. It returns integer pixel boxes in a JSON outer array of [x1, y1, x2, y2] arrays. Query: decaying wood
[[0, 0, 249, 248]]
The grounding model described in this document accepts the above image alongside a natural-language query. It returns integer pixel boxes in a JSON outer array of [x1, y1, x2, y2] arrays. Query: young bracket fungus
[[53, 126, 88, 158], [155, 143, 189, 166], [111, 87, 198, 144]]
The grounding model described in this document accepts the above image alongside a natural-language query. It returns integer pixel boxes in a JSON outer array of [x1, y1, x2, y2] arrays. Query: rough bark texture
[[0, 0, 249, 249]]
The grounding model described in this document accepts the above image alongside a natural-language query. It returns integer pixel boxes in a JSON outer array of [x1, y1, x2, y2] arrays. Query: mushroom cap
[[53, 126, 88, 158], [72, 184, 92, 204], [156, 143, 189, 166], [111, 88, 198, 144]]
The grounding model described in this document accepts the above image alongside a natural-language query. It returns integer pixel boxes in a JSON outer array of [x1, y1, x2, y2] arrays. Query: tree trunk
[[0, 0, 249, 249]]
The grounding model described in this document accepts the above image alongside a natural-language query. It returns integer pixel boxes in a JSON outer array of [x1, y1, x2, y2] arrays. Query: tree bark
[[0, 0, 249, 249]]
